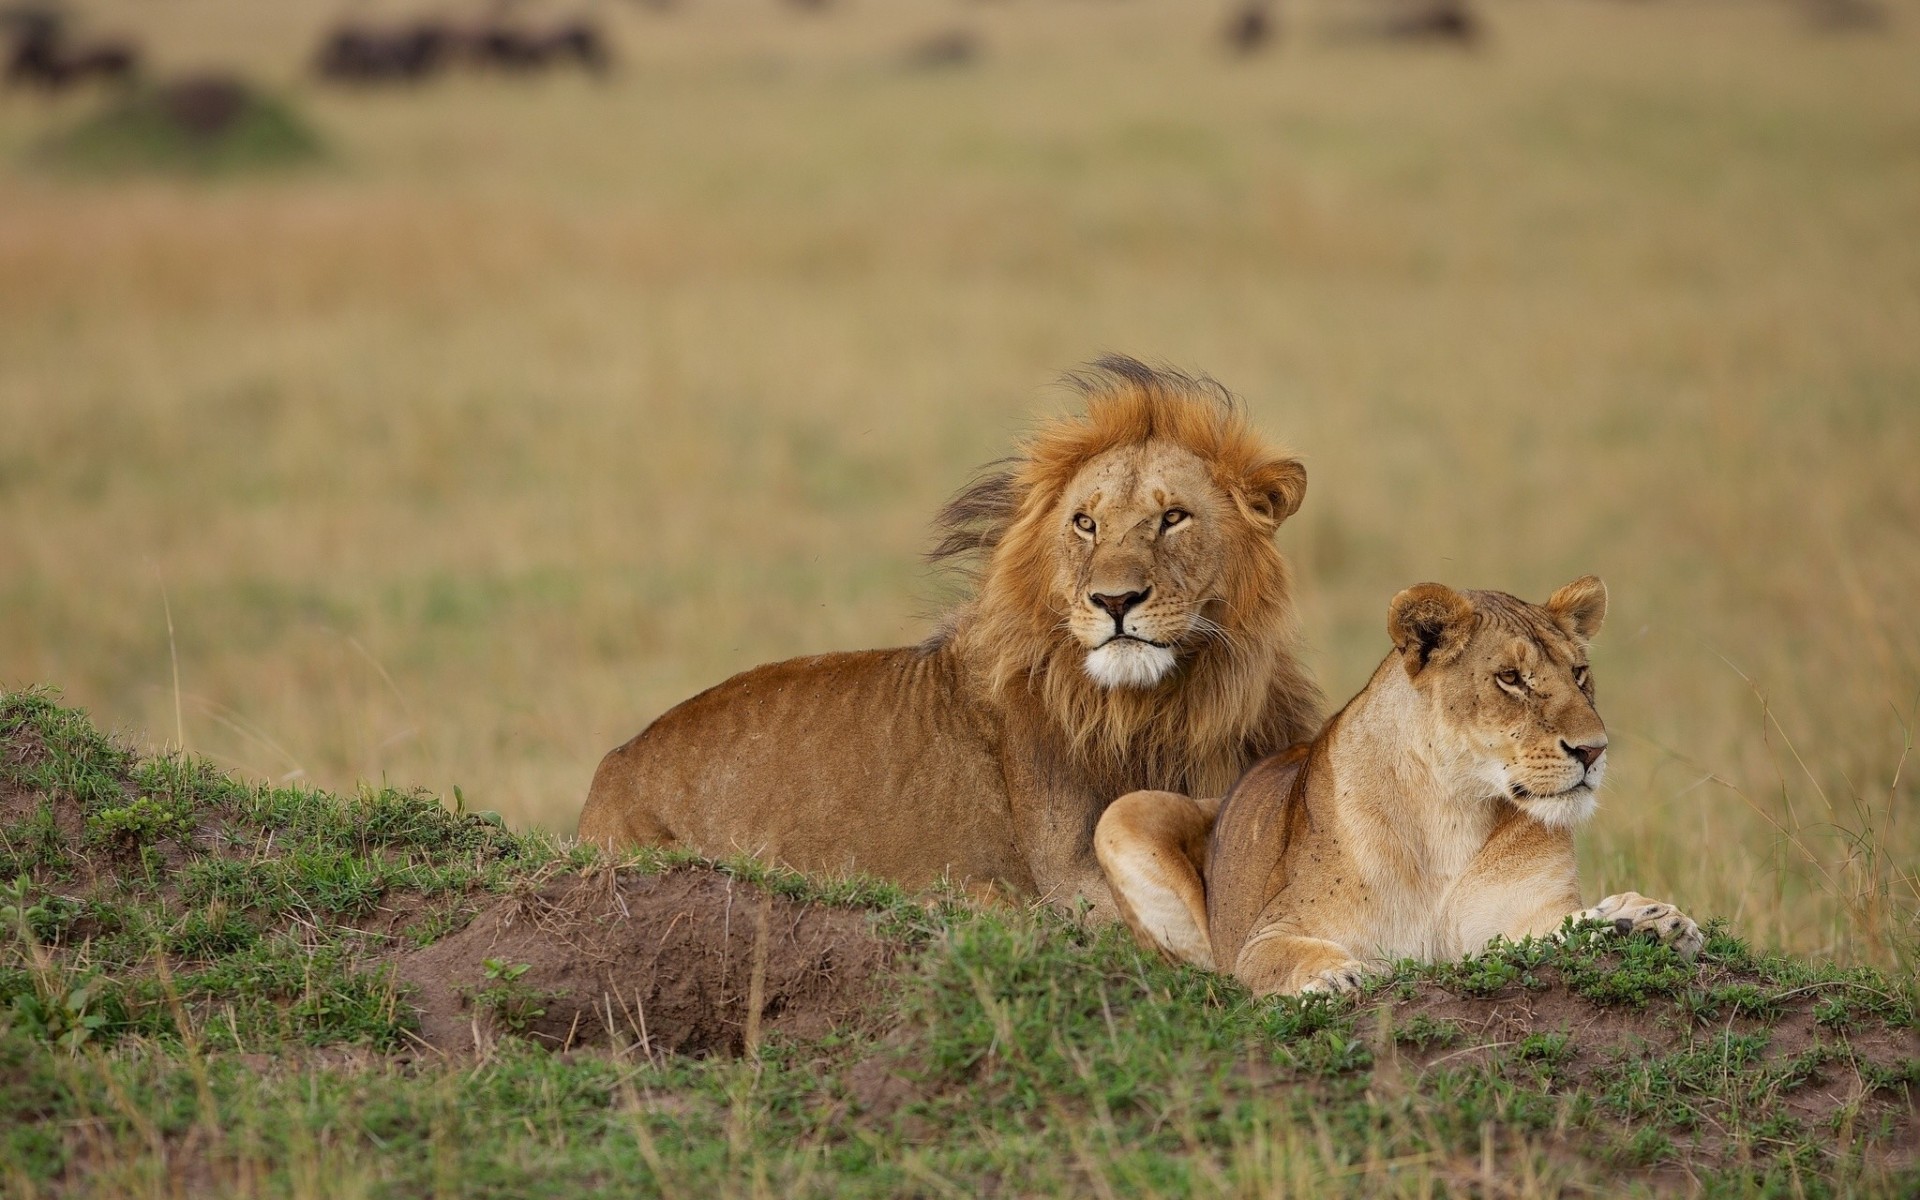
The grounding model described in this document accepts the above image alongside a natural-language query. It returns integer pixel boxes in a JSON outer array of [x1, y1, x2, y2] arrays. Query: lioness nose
[[1562, 739, 1607, 769], [1089, 588, 1150, 621]]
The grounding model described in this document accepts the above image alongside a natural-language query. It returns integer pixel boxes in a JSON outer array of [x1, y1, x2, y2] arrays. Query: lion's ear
[[1242, 456, 1306, 527], [1546, 575, 1607, 643], [1387, 584, 1475, 676]]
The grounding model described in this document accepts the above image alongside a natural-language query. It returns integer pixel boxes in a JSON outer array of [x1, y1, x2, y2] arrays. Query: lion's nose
[[1089, 588, 1150, 621], [1562, 739, 1607, 769]]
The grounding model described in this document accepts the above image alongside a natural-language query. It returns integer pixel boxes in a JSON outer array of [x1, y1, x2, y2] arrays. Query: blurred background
[[2, 0, 1915, 963]]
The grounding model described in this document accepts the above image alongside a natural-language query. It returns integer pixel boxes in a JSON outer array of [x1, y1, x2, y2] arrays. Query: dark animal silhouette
[[4, 13, 138, 91], [1224, 3, 1275, 54], [156, 74, 251, 137], [315, 21, 460, 83], [316, 17, 611, 83], [542, 21, 611, 74], [903, 29, 979, 69], [1380, 0, 1481, 44], [1802, 0, 1887, 31], [471, 21, 610, 74]]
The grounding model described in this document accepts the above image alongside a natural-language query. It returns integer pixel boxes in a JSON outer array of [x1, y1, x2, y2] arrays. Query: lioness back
[[580, 646, 1028, 890]]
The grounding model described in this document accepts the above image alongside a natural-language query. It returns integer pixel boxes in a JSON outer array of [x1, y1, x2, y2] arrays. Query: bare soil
[[391, 867, 897, 1056]]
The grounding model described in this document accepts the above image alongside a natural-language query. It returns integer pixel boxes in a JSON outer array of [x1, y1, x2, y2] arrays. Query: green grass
[[3, 689, 1915, 1197]]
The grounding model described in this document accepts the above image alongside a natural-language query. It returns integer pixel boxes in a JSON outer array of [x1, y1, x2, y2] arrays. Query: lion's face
[[1051, 441, 1256, 690], [934, 358, 1320, 791], [1387, 577, 1610, 829]]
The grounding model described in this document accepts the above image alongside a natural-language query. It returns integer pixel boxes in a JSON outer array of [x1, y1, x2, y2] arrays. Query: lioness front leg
[[1094, 790, 1220, 970], [1569, 892, 1704, 960], [1235, 929, 1372, 998]]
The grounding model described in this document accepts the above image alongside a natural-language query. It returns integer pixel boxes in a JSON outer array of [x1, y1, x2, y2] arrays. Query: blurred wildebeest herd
[[314, 17, 610, 84], [2, 4, 134, 91], [0, 0, 1893, 107]]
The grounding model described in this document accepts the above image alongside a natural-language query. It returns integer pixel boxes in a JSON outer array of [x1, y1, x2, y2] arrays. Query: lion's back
[[578, 646, 1030, 890]]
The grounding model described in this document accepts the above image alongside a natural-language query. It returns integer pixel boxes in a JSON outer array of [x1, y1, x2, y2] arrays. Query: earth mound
[[394, 867, 895, 1056], [38, 74, 324, 174]]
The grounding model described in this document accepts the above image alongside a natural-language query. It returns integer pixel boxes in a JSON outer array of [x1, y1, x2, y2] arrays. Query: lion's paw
[[1296, 959, 1372, 996], [1573, 892, 1704, 961]]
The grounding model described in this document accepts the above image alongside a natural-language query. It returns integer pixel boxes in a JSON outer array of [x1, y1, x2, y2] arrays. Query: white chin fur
[[1084, 640, 1177, 689], [1515, 787, 1598, 831]]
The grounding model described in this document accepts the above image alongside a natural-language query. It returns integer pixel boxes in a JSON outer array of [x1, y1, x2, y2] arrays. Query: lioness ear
[[1241, 456, 1307, 527], [1387, 583, 1476, 676], [1546, 575, 1607, 643]]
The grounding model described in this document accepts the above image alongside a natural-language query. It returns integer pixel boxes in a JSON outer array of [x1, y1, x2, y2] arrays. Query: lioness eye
[[1573, 666, 1590, 688], [1073, 513, 1096, 535], [1161, 509, 1189, 529], [1496, 669, 1523, 688]]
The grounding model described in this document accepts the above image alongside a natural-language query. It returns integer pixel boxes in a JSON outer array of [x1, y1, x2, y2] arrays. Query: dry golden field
[[3, 0, 1916, 964]]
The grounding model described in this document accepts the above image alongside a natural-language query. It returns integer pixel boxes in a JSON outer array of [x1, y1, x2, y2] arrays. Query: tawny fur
[[1095, 576, 1704, 995], [579, 357, 1323, 916]]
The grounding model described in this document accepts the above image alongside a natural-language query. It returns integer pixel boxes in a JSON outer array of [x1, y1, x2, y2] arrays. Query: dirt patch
[[392, 867, 895, 1057], [1374, 971, 1920, 1176]]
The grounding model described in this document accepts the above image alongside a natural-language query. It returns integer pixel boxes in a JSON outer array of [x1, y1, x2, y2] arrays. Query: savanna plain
[[1, 0, 1917, 1195]]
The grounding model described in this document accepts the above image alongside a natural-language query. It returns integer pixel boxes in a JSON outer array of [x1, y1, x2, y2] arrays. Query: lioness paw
[[1573, 892, 1704, 961], [1296, 960, 1372, 996]]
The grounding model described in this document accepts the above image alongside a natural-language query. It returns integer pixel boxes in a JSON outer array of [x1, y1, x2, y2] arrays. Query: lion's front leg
[[1094, 790, 1220, 970], [1234, 928, 1373, 998], [1005, 771, 1130, 925], [1565, 892, 1705, 960]]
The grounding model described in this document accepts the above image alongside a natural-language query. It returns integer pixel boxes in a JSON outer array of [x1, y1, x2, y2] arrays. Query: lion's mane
[[929, 356, 1323, 799]]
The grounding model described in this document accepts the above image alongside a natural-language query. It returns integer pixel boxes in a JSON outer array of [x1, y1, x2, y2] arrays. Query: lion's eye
[[1161, 508, 1190, 530], [1573, 666, 1590, 689], [1495, 669, 1524, 689], [1072, 513, 1096, 536]]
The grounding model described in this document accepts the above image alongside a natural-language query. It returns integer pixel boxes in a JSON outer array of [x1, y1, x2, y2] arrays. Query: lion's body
[[580, 648, 1024, 889], [579, 358, 1323, 913], [1096, 577, 1703, 995]]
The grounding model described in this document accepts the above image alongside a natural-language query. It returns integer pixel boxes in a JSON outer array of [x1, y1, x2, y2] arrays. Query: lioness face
[[1054, 441, 1254, 690], [1389, 578, 1611, 829]]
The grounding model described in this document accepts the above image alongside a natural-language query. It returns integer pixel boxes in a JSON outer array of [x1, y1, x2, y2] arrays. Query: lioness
[[1095, 576, 1703, 994], [579, 357, 1323, 916]]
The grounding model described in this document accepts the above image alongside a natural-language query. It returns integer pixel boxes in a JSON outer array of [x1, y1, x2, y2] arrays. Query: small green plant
[[1559, 938, 1695, 1007], [0, 876, 47, 936], [0, 877, 80, 949], [1278, 1027, 1374, 1076], [471, 959, 548, 1035], [87, 797, 193, 853], [1606, 1124, 1675, 1167], [1515, 1031, 1574, 1066], [1435, 950, 1523, 996], [9, 976, 108, 1051], [1394, 1014, 1463, 1050], [1682, 981, 1783, 1023], [1259, 991, 1352, 1039]]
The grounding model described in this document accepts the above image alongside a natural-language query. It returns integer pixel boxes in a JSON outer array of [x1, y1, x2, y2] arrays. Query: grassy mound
[[1, 687, 1915, 1197], [36, 76, 324, 176]]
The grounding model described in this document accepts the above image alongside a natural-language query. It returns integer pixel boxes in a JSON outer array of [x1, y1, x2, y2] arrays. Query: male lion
[[579, 357, 1323, 916], [1094, 576, 1703, 994]]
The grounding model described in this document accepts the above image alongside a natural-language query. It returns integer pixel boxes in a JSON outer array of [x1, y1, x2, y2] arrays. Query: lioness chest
[[1300, 791, 1509, 967]]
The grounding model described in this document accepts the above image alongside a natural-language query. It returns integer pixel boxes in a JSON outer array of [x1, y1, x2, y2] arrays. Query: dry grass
[[2, 0, 1916, 963]]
